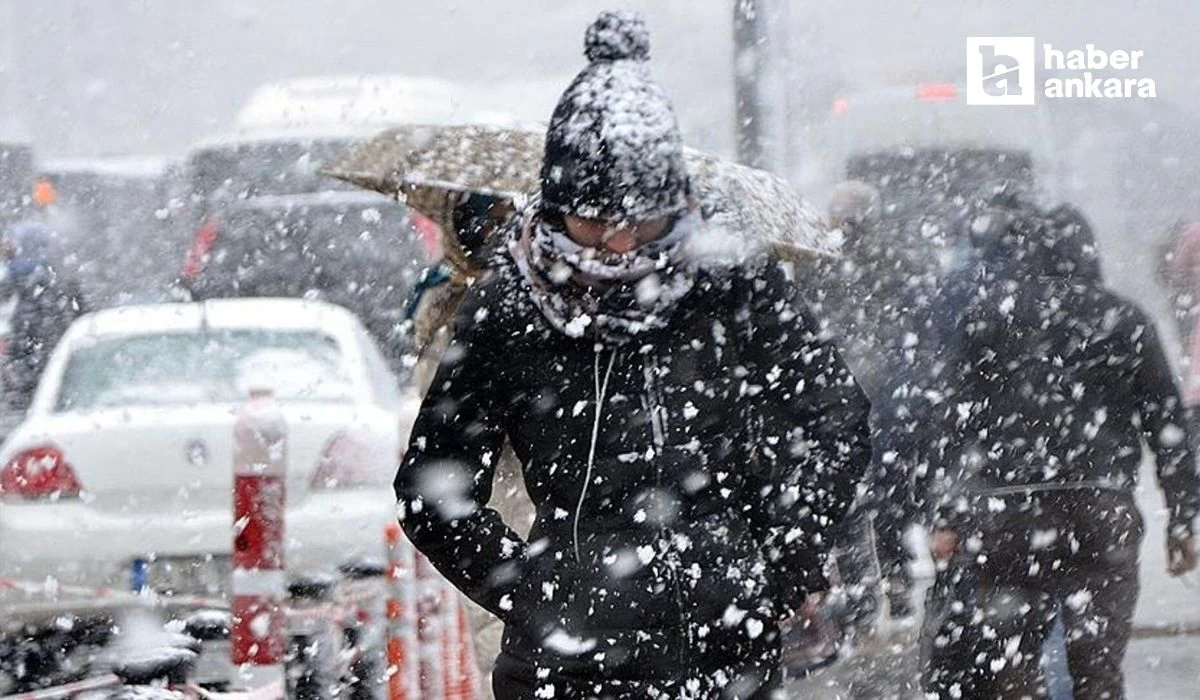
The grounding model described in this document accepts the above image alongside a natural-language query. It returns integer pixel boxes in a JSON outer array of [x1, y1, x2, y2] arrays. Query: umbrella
[[321, 124, 837, 273], [322, 124, 542, 276], [682, 149, 836, 263]]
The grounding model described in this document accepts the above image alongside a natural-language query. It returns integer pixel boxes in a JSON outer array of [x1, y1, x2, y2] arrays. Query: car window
[[194, 200, 421, 316], [187, 139, 360, 202], [56, 329, 355, 411]]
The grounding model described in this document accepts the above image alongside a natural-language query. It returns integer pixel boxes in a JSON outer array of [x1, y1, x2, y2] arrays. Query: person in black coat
[[920, 202, 1200, 699], [811, 181, 918, 633], [1, 222, 86, 412], [394, 11, 872, 700]]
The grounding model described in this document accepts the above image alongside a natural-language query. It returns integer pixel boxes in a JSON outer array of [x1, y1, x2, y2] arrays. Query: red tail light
[[312, 434, 385, 490], [917, 82, 958, 102], [0, 446, 83, 501]]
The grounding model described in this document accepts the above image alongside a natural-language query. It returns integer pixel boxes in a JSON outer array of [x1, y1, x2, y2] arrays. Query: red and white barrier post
[[384, 523, 419, 700], [439, 582, 459, 698], [0, 674, 123, 700], [416, 555, 446, 700], [231, 389, 288, 690], [452, 600, 480, 700]]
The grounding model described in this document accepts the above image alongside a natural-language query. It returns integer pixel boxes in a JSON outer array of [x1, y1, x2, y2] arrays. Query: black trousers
[[921, 489, 1142, 700]]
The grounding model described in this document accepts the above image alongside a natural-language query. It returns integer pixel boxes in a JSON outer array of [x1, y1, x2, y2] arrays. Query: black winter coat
[[395, 256, 872, 691], [4, 265, 86, 411], [930, 248, 1200, 537]]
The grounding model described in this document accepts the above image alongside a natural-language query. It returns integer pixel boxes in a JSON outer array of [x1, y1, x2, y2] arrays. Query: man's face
[[563, 215, 670, 255]]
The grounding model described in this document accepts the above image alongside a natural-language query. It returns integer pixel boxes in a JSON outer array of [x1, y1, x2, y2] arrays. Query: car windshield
[[55, 329, 354, 411], [191, 198, 421, 346]]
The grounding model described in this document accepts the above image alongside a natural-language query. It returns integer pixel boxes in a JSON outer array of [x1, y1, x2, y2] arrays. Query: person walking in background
[[811, 180, 918, 635], [403, 191, 516, 394], [921, 201, 1200, 699], [1160, 218, 1200, 449], [1, 221, 86, 412], [395, 11, 872, 699]]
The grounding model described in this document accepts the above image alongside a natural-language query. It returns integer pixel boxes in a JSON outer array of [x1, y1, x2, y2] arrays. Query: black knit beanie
[[539, 10, 690, 223]]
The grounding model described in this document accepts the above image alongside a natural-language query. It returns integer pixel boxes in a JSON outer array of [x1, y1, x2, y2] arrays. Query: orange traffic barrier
[[385, 523, 419, 700]]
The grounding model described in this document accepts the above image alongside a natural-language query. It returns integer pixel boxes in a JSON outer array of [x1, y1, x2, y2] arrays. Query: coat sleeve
[[738, 262, 874, 611], [1134, 316, 1200, 537], [393, 281, 527, 619]]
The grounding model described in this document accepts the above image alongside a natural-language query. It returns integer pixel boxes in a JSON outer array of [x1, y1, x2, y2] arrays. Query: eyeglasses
[[563, 215, 671, 253]]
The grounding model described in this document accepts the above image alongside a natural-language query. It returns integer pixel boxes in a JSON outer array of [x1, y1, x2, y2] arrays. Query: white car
[[0, 298, 420, 595]]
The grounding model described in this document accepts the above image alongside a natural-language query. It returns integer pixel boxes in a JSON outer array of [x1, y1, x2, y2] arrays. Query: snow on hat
[[540, 10, 690, 223]]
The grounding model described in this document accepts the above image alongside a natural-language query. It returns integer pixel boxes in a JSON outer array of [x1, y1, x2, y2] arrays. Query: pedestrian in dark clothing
[[1, 222, 86, 412], [814, 181, 917, 628], [911, 178, 1047, 509], [920, 203, 1200, 700], [395, 11, 872, 699]]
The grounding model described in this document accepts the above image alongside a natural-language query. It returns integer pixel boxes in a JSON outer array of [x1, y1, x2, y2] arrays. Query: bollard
[[384, 524, 418, 700], [452, 601, 480, 700], [415, 555, 445, 700], [183, 609, 233, 691], [109, 647, 197, 687], [339, 558, 389, 700], [439, 583, 457, 698], [231, 389, 288, 690], [286, 573, 339, 700]]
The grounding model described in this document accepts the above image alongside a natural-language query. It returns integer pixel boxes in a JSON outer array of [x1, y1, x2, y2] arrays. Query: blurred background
[[2, 1, 1199, 156], [2, 0, 1200, 326]]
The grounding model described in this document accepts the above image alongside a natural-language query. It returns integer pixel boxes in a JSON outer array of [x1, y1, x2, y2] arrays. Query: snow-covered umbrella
[[321, 123, 837, 273], [683, 149, 836, 263], [320, 124, 541, 276]]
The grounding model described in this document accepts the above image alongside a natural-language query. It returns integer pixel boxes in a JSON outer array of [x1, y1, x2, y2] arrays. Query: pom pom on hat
[[584, 10, 651, 62], [541, 10, 688, 222]]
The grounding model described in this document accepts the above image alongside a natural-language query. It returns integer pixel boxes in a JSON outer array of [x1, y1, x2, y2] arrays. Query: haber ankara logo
[[967, 37, 1036, 105]]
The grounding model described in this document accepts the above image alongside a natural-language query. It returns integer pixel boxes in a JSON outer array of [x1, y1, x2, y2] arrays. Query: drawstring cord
[[574, 347, 617, 562]]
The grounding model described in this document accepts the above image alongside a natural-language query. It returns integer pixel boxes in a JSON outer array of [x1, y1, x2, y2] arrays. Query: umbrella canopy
[[683, 150, 836, 263], [323, 124, 541, 275], [321, 124, 836, 272]]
